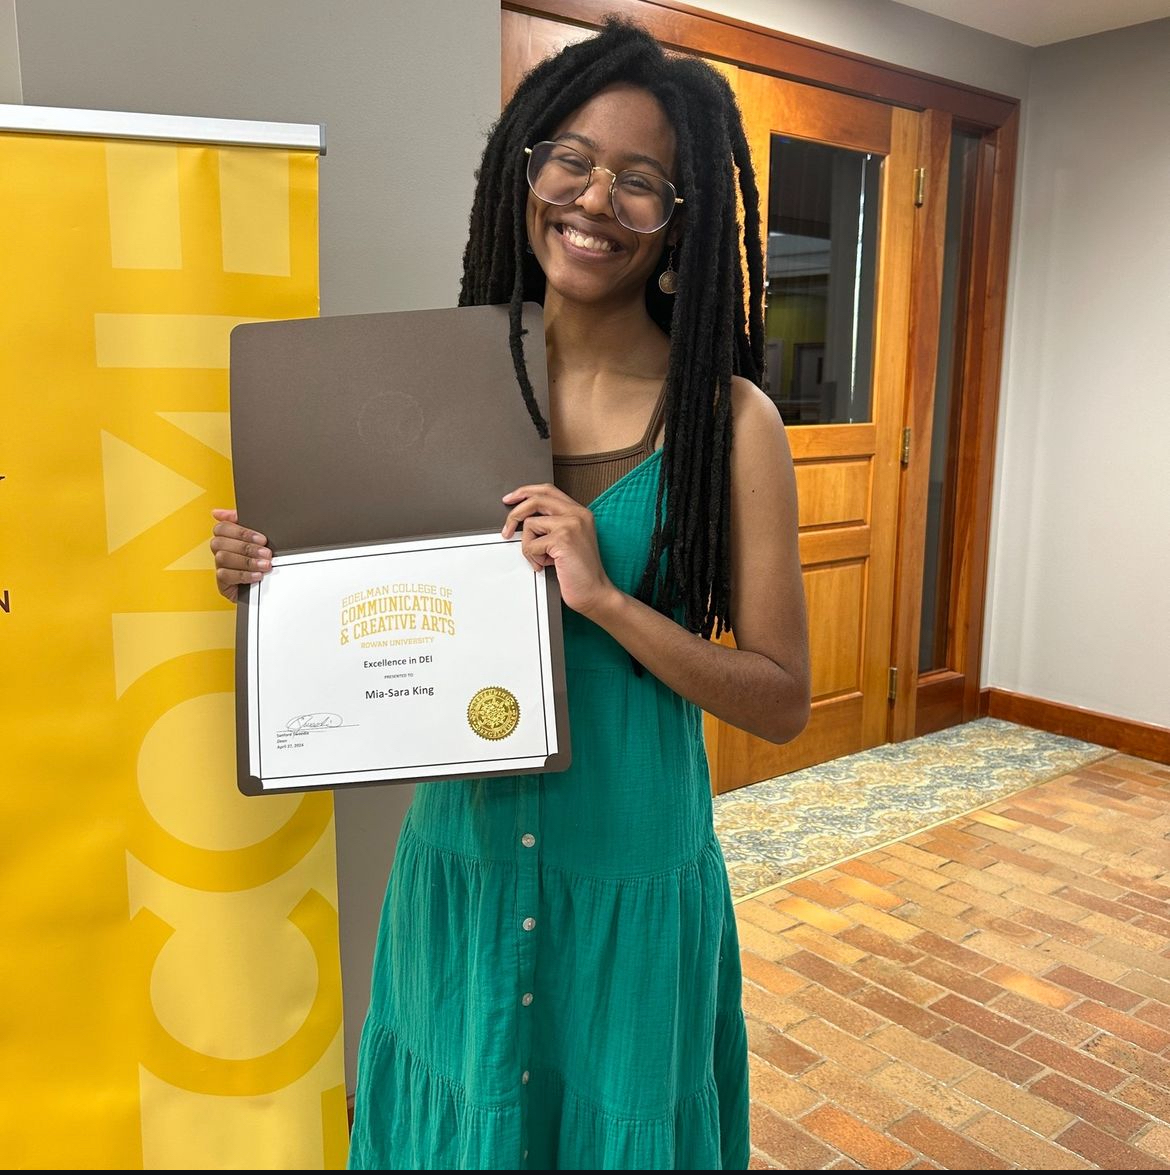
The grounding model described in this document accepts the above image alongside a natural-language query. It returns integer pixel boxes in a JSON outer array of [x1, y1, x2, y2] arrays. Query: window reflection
[[764, 137, 881, 425]]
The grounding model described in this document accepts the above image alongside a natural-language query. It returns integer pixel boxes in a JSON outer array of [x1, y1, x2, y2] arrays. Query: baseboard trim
[[983, 688, 1170, 765]]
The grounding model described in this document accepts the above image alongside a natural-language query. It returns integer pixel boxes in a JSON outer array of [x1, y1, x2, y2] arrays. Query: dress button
[[521, 992, 534, 1006], [521, 833, 536, 848], [522, 917, 536, 932], [522, 1070, 530, 1084]]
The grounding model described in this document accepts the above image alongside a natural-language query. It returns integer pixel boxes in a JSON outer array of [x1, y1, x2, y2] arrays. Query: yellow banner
[[0, 132, 348, 1168]]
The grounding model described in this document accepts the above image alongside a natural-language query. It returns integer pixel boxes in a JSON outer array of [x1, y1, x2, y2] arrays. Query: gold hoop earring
[[658, 246, 679, 295]]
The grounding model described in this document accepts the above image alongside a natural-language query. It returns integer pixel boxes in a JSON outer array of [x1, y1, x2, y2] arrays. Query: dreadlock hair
[[460, 18, 765, 640]]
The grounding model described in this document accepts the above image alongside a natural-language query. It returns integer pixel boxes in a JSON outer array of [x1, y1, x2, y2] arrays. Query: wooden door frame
[[887, 107, 952, 740], [503, 0, 1018, 124], [899, 110, 1019, 737], [502, 0, 1020, 744]]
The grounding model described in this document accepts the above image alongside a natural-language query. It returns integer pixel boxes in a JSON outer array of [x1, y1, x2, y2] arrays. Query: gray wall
[[985, 18, 1170, 726], [12, 0, 500, 1088], [697, 0, 1032, 97], [0, 0, 19, 101]]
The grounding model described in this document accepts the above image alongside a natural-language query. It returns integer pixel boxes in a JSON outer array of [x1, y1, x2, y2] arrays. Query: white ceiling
[[894, 0, 1170, 46]]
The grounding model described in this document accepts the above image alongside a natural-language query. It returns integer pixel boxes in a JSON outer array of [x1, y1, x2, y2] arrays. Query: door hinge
[[913, 167, 926, 206], [888, 666, 899, 702], [901, 427, 912, 465]]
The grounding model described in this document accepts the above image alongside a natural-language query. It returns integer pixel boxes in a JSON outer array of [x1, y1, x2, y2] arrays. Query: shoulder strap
[[639, 380, 670, 453]]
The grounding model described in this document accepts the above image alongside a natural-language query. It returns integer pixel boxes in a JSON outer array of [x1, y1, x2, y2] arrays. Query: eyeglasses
[[524, 141, 683, 234]]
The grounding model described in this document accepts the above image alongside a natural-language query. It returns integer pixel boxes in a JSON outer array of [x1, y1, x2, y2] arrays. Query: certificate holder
[[228, 303, 571, 794]]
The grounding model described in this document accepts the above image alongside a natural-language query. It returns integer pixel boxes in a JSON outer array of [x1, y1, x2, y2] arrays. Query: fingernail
[[249, 572, 263, 582], [251, 532, 265, 543]]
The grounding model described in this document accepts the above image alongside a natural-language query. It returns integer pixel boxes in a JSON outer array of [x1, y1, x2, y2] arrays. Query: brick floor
[[737, 752, 1170, 1170]]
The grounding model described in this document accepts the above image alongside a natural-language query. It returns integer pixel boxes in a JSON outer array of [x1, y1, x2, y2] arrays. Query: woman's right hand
[[210, 508, 272, 604]]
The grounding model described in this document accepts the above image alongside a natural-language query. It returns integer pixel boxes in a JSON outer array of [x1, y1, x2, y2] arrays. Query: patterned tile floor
[[732, 750, 1170, 1170], [715, 719, 1114, 902]]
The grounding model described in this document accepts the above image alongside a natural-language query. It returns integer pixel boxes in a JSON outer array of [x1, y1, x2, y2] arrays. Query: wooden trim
[[942, 134, 989, 715], [915, 670, 964, 736], [925, 131, 979, 682], [789, 422, 876, 460], [736, 65, 892, 154], [504, 0, 1018, 126], [986, 688, 1170, 765], [959, 110, 1018, 722], [860, 106, 919, 752], [889, 109, 951, 742], [799, 527, 870, 565]]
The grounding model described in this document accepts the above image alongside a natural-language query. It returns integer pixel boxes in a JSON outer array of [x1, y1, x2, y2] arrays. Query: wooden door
[[704, 75, 920, 792]]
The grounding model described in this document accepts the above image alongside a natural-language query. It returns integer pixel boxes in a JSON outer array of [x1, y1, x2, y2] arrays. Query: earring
[[525, 241, 535, 255], [658, 246, 679, 295]]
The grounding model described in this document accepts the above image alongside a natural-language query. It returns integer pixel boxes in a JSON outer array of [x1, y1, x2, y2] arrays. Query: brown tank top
[[552, 382, 668, 506]]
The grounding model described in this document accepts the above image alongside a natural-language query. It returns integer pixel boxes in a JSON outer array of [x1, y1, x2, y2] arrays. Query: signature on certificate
[[283, 713, 344, 733]]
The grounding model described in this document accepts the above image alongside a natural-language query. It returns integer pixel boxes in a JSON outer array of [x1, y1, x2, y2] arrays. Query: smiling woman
[[211, 16, 810, 1172]]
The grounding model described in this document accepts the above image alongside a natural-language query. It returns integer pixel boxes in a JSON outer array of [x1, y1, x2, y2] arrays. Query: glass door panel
[[765, 138, 881, 426], [919, 129, 981, 673]]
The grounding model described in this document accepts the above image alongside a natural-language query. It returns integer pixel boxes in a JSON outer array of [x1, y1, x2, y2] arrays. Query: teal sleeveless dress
[[347, 448, 750, 1170]]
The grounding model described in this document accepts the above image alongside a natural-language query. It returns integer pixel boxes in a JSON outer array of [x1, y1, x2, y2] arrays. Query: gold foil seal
[[467, 686, 521, 741]]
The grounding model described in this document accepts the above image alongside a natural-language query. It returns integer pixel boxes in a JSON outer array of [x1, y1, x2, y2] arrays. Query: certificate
[[240, 531, 561, 793], [229, 302, 571, 794]]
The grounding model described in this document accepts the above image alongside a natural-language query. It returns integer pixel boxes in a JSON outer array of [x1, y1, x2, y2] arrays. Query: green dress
[[347, 450, 750, 1170]]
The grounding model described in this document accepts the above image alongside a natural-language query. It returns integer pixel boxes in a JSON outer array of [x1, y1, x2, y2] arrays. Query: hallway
[[735, 753, 1170, 1169]]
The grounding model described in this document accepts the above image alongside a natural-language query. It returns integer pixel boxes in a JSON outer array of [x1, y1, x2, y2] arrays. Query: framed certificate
[[229, 302, 571, 794]]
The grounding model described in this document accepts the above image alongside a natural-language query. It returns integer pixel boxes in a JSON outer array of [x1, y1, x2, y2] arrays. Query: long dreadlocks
[[460, 18, 765, 640]]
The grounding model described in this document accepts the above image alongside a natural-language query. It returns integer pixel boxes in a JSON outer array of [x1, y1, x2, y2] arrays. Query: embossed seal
[[467, 686, 520, 741]]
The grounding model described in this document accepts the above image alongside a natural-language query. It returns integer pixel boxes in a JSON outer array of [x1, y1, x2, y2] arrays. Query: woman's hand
[[501, 484, 618, 617], [210, 508, 272, 604]]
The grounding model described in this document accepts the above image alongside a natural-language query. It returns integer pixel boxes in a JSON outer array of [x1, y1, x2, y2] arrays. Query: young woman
[[212, 19, 809, 1170]]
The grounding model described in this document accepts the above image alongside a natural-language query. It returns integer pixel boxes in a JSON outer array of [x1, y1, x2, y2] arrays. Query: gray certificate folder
[[229, 302, 571, 793]]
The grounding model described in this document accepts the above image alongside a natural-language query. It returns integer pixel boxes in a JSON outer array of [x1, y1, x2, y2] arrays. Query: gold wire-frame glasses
[[524, 141, 683, 234]]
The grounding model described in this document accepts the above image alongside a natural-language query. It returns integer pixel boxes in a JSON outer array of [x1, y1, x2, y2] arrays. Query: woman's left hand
[[501, 484, 617, 617]]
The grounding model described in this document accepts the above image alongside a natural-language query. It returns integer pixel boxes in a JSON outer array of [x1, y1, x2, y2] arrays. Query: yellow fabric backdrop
[[0, 130, 348, 1168]]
